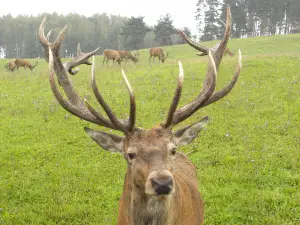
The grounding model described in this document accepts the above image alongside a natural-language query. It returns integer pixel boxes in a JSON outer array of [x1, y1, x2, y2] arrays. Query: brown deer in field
[[149, 47, 169, 63], [14, 59, 38, 71], [103, 49, 122, 66], [4, 60, 17, 72], [117, 50, 139, 64], [39, 6, 242, 225]]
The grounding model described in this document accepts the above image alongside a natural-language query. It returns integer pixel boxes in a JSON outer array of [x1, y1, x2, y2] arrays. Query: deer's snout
[[146, 170, 175, 196], [151, 176, 173, 195]]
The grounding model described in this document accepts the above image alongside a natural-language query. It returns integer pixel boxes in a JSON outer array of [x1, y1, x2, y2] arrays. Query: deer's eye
[[128, 153, 136, 160]]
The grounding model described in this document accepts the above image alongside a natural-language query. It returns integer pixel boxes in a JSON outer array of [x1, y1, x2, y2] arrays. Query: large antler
[[39, 17, 100, 76], [164, 6, 242, 128], [40, 18, 136, 134], [177, 7, 231, 67]]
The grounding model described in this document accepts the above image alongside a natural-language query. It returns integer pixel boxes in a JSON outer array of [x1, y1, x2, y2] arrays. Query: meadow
[[0, 33, 299, 225]]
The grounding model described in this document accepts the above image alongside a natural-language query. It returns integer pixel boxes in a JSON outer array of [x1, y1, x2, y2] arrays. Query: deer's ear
[[84, 127, 124, 153], [173, 117, 209, 147]]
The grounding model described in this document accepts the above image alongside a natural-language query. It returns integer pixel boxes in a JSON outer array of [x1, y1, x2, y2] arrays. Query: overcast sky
[[0, 0, 199, 34]]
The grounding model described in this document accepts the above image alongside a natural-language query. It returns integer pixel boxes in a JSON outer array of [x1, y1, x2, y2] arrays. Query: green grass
[[0, 33, 299, 225]]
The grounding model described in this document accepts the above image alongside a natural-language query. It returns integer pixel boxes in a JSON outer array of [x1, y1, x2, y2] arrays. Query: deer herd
[[2, 6, 242, 225], [4, 58, 38, 72]]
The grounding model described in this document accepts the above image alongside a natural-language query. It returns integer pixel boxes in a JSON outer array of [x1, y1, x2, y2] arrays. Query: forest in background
[[0, 0, 299, 58], [196, 0, 300, 40], [0, 13, 189, 59]]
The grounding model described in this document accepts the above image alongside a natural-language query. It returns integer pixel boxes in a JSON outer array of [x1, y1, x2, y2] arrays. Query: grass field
[[0, 33, 299, 225]]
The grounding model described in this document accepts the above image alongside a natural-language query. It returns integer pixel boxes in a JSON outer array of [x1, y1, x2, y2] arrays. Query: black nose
[[151, 176, 173, 195]]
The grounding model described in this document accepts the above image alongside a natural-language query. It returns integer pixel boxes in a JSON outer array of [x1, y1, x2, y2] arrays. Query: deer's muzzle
[[146, 170, 175, 196]]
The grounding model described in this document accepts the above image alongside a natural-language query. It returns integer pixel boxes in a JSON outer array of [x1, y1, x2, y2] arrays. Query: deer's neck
[[130, 187, 173, 225]]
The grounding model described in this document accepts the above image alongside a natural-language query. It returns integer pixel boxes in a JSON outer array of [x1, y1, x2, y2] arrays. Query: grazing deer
[[117, 50, 139, 64], [39, 6, 242, 225], [149, 47, 169, 63], [4, 60, 16, 72], [14, 59, 38, 71], [103, 49, 122, 66]]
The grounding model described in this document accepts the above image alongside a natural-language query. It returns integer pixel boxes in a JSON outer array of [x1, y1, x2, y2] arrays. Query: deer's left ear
[[172, 116, 209, 146], [84, 127, 125, 153]]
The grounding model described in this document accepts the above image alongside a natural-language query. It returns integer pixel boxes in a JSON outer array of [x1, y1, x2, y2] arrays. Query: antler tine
[[38, 16, 51, 63], [202, 49, 242, 107], [38, 17, 99, 76], [48, 48, 113, 126], [39, 18, 127, 132], [213, 6, 231, 68], [52, 25, 68, 51], [64, 45, 100, 75], [83, 98, 118, 130], [176, 28, 209, 55], [177, 6, 231, 65], [172, 50, 217, 125], [91, 56, 130, 133], [164, 61, 184, 128], [121, 70, 136, 132], [167, 6, 241, 126]]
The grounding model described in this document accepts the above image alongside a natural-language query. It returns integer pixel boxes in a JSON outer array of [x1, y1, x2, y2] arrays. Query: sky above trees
[[0, 0, 198, 34]]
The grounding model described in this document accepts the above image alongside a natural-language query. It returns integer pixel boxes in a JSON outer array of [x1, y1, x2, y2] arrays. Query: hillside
[[0, 33, 299, 225]]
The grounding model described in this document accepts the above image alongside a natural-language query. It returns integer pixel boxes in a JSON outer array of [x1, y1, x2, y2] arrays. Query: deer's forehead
[[127, 142, 175, 153], [126, 129, 174, 152]]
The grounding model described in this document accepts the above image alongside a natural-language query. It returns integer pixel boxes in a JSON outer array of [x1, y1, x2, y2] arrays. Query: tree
[[143, 30, 158, 48], [202, 0, 221, 41], [195, 0, 207, 35], [154, 14, 175, 46], [121, 16, 151, 50], [220, 0, 247, 38]]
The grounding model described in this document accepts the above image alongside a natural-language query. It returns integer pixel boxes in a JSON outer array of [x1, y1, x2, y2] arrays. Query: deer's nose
[[151, 176, 173, 195]]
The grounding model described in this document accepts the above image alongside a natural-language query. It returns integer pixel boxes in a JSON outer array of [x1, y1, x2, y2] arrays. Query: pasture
[[0, 33, 299, 224]]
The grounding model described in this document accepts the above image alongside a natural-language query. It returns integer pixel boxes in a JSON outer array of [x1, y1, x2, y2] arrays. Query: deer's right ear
[[84, 127, 124, 153]]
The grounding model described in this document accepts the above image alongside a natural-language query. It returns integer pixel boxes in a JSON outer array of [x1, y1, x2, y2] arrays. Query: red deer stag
[[149, 47, 169, 63], [39, 6, 242, 225], [14, 59, 38, 71], [103, 49, 121, 66], [4, 60, 16, 72], [117, 50, 139, 64]]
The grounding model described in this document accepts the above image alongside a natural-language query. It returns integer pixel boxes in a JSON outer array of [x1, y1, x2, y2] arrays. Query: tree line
[[0, 13, 192, 59], [196, 0, 300, 41], [1, 0, 299, 59]]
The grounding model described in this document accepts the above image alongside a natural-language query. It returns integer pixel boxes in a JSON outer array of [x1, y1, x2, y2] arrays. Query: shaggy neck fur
[[130, 186, 172, 225]]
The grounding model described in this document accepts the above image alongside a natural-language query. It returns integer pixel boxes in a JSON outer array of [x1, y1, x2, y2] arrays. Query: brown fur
[[149, 47, 169, 63], [14, 59, 38, 71], [116, 127, 204, 225], [103, 49, 121, 65], [117, 50, 139, 63], [5, 60, 16, 72]]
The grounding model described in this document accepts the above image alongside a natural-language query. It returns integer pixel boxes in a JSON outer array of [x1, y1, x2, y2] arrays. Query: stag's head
[[160, 52, 169, 63], [84, 64, 209, 196], [39, 6, 241, 198]]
